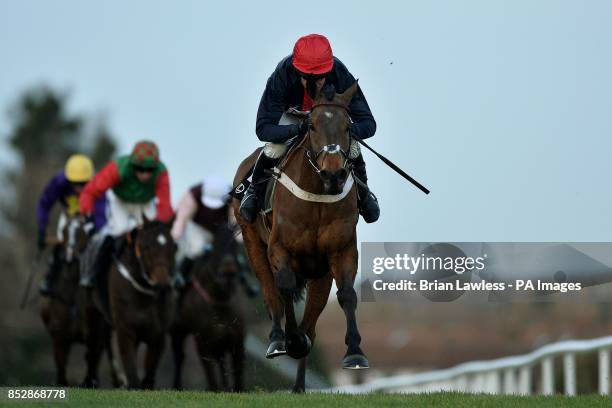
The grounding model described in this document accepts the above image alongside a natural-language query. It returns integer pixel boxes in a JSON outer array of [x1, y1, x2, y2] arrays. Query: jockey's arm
[[255, 74, 300, 143], [343, 74, 377, 141], [170, 190, 197, 241], [80, 161, 120, 217], [37, 172, 63, 235], [154, 170, 174, 223]]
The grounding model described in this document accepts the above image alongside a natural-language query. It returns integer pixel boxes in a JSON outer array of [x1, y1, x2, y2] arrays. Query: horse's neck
[[193, 260, 233, 302], [56, 261, 79, 299], [284, 150, 323, 194]]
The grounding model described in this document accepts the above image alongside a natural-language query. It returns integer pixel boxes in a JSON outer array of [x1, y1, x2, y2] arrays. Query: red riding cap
[[292, 34, 334, 75]]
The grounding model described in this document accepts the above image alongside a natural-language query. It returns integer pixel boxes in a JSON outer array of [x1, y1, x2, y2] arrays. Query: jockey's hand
[[83, 215, 96, 237], [37, 231, 46, 252], [297, 116, 311, 136]]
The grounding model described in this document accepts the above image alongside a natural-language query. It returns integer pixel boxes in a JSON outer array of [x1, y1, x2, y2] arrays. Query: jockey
[[239, 33, 379, 224], [171, 175, 232, 288], [79, 140, 173, 287], [37, 154, 106, 295]]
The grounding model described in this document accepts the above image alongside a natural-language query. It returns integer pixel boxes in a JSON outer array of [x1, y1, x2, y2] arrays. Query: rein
[[115, 260, 156, 297], [115, 230, 165, 297], [192, 278, 228, 305]]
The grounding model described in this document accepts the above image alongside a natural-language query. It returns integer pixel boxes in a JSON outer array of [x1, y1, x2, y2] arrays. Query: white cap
[[201, 176, 231, 209]]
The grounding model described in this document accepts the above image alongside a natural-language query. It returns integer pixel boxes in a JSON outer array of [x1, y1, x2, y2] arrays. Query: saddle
[[231, 109, 307, 214], [231, 138, 302, 216]]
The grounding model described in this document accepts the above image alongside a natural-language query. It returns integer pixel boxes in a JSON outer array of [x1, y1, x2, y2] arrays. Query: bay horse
[[233, 82, 369, 392], [82, 217, 176, 389], [40, 215, 119, 387], [171, 224, 245, 392]]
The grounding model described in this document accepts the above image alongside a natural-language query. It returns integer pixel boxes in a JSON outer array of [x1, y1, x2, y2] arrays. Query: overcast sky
[[1, 0, 611, 243]]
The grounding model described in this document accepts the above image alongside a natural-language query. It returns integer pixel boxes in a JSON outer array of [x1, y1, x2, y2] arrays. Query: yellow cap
[[65, 154, 94, 183]]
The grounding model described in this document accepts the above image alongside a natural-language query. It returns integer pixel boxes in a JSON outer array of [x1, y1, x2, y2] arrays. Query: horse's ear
[[339, 80, 360, 106]]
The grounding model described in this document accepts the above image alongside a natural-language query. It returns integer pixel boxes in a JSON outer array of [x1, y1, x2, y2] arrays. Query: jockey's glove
[[83, 215, 96, 237], [288, 116, 311, 139], [37, 230, 46, 252]]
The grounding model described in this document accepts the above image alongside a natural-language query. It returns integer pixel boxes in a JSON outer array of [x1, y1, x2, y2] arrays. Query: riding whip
[[20, 251, 43, 309], [354, 137, 430, 194]]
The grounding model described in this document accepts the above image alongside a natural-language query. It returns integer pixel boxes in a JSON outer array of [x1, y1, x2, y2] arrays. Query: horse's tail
[[294, 274, 306, 303]]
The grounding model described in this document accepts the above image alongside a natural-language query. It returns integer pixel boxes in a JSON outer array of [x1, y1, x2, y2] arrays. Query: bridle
[[130, 227, 169, 287], [303, 102, 352, 175]]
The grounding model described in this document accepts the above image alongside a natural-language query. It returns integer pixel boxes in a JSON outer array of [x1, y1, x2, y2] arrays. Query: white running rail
[[325, 336, 612, 395]]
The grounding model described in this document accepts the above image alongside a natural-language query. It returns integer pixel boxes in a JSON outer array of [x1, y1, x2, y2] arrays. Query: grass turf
[[2, 389, 612, 407]]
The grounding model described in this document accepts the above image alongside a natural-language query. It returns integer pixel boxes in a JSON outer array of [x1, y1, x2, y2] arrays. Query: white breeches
[[104, 190, 156, 237], [179, 221, 214, 259]]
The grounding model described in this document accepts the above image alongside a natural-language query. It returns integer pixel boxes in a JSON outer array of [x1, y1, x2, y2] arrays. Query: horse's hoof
[[79, 377, 99, 388], [292, 385, 305, 394], [342, 354, 370, 370], [266, 339, 286, 358], [285, 333, 312, 359]]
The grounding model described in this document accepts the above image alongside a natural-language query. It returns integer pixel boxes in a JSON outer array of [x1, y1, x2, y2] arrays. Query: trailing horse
[[233, 82, 369, 393], [40, 215, 119, 387], [171, 224, 245, 392], [82, 217, 176, 389]]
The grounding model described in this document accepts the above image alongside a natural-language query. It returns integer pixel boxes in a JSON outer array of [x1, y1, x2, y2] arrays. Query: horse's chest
[[279, 221, 354, 254]]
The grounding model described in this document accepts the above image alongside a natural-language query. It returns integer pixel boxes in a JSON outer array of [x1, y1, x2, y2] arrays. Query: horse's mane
[[140, 220, 170, 233]]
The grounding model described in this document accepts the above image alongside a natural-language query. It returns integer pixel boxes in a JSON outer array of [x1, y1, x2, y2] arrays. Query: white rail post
[[563, 353, 577, 396], [518, 366, 532, 395], [503, 368, 517, 394], [599, 348, 610, 395], [541, 357, 554, 395], [455, 375, 468, 392], [472, 373, 486, 393], [485, 370, 501, 394]]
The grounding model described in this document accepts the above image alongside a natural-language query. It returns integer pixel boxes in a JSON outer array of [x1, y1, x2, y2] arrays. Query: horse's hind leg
[[330, 248, 369, 370], [81, 307, 106, 388], [231, 338, 245, 392], [195, 339, 219, 391], [53, 337, 71, 386], [237, 221, 285, 357], [292, 274, 334, 393], [171, 331, 187, 390], [141, 336, 165, 389], [218, 355, 229, 391], [105, 333, 123, 388]]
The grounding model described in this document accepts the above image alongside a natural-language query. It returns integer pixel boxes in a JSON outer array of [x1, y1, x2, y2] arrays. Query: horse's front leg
[[269, 245, 310, 360], [240, 223, 285, 357], [330, 247, 369, 370], [291, 273, 334, 392], [141, 335, 165, 389], [116, 328, 140, 388]]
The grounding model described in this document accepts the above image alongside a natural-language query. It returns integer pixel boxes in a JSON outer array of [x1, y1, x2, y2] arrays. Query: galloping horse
[[233, 82, 368, 392], [40, 215, 119, 386], [82, 217, 176, 389], [171, 224, 245, 392]]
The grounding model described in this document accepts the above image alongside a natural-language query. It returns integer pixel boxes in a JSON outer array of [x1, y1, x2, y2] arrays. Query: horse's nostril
[[338, 169, 348, 180], [320, 170, 330, 179]]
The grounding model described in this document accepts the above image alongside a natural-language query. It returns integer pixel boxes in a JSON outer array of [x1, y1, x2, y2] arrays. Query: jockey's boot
[[239, 153, 279, 223], [40, 244, 62, 296], [350, 153, 380, 223], [172, 257, 194, 289], [82, 235, 115, 288]]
